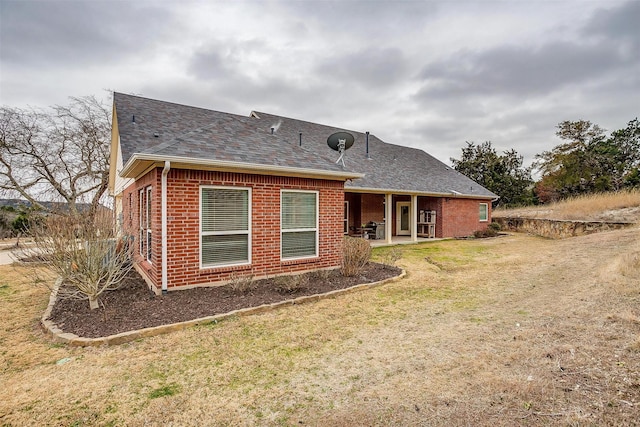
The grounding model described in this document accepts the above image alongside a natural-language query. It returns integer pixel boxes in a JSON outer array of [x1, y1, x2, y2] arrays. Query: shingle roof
[[114, 93, 354, 176], [114, 93, 497, 198], [252, 112, 498, 198]]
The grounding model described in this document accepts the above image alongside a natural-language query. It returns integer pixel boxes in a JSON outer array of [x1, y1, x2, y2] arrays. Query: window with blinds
[[146, 186, 152, 263], [139, 188, 144, 257], [138, 186, 153, 263], [281, 190, 318, 260], [200, 186, 251, 267]]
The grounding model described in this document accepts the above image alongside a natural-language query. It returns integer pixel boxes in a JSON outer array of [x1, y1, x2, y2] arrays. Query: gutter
[[346, 186, 497, 200], [161, 161, 170, 294], [120, 153, 364, 181]]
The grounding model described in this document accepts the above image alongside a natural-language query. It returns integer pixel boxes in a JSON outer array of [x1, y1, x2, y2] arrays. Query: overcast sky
[[1, 0, 638, 168]]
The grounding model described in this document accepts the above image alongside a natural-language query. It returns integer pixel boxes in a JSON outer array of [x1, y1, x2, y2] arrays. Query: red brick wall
[[360, 193, 385, 225], [122, 169, 161, 286], [123, 168, 345, 291], [438, 197, 492, 238]]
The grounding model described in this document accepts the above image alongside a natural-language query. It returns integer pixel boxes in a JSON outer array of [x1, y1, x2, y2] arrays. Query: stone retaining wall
[[492, 217, 636, 239]]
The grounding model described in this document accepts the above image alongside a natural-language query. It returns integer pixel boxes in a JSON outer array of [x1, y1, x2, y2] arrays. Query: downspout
[[161, 161, 170, 295]]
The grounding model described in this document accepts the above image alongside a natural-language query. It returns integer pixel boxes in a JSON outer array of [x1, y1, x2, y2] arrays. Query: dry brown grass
[[1, 229, 640, 425], [494, 189, 640, 222]]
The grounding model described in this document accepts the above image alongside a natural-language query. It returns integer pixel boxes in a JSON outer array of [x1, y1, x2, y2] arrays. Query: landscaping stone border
[[41, 269, 406, 347], [493, 217, 636, 239]]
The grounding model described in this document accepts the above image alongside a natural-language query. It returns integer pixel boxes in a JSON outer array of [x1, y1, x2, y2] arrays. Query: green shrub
[[342, 236, 372, 277]]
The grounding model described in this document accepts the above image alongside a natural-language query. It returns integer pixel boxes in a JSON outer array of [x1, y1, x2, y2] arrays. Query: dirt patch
[[46, 263, 401, 338]]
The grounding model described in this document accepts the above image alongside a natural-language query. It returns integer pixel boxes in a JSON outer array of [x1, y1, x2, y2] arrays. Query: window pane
[[146, 188, 152, 228], [147, 231, 152, 261], [202, 234, 248, 266], [282, 192, 316, 229], [282, 231, 316, 258], [479, 204, 488, 221], [202, 188, 248, 232]]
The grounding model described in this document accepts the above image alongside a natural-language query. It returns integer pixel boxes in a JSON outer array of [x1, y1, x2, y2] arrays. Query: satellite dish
[[327, 132, 355, 166]]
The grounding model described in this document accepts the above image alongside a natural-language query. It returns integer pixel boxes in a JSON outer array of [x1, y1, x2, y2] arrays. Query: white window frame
[[479, 203, 489, 222], [146, 186, 152, 263], [281, 189, 319, 261], [343, 201, 349, 234], [200, 185, 252, 269], [139, 188, 145, 257]]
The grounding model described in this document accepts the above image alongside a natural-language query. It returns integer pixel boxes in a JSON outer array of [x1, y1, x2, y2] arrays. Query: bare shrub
[[228, 272, 255, 293], [342, 236, 371, 277], [379, 247, 403, 269], [309, 269, 332, 282], [21, 210, 134, 310], [473, 224, 500, 238], [274, 274, 309, 294]]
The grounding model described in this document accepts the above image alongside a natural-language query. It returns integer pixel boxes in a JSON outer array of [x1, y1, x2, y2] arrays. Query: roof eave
[[120, 154, 364, 181], [346, 185, 497, 199]]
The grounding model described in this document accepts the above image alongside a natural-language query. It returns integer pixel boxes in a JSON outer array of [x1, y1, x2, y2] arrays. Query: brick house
[[109, 93, 497, 293]]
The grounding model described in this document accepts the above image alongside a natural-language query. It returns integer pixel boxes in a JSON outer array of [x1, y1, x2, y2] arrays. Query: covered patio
[[368, 235, 443, 247], [344, 191, 440, 244]]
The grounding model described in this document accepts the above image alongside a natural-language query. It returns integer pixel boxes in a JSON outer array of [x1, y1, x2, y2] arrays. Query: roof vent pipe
[[271, 126, 275, 135], [365, 131, 370, 159], [132, 114, 135, 124], [299, 132, 302, 146]]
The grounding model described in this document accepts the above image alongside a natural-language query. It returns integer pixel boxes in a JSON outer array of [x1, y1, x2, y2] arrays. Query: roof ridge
[[114, 92, 250, 122], [251, 110, 365, 137]]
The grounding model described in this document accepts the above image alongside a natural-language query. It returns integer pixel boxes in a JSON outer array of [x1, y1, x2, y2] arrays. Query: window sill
[[281, 256, 320, 265]]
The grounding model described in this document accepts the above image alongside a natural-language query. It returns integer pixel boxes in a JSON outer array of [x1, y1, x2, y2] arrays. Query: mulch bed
[[47, 263, 402, 338]]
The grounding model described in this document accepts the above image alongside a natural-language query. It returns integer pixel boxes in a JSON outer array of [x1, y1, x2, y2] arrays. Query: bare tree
[[0, 96, 111, 222], [21, 209, 134, 310]]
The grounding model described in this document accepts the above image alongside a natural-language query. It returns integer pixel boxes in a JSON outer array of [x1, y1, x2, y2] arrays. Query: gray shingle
[[114, 93, 497, 198], [252, 112, 498, 198], [115, 93, 349, 174]]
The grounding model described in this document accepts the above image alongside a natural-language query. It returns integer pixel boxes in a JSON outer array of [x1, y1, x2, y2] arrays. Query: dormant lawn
[[1, 228, 639, 426]]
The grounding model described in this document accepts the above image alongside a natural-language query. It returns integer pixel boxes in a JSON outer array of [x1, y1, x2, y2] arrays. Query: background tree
[[451, 141, 534, 207], [535, 119, 640, 203], [0, 96, 111, 223]]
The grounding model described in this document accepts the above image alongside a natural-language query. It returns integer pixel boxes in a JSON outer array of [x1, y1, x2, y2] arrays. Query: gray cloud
[[583, 0, 640, 47], [0, 1, 176, 67], [416, 40, 631, 100], [278, 0, 439, 35], [315, 47, 409, 88], [0, 0, 636, 172]]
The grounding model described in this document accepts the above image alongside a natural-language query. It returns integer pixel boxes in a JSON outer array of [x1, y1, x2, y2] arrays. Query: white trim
[[146, 186, 152, 264], [121, 153, 364, 181], [411, 194, 418, 242], [385, 194, 393, 243], [139, 188, 144, 257], [280, 189, 319, 261], [479, 202, 489, 222], [161, 161, 170, 293], [346, 186, 495, 200], [199, 185, 252, 269], [396, 201, 411, 236], [343, 200, 349, 234]]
